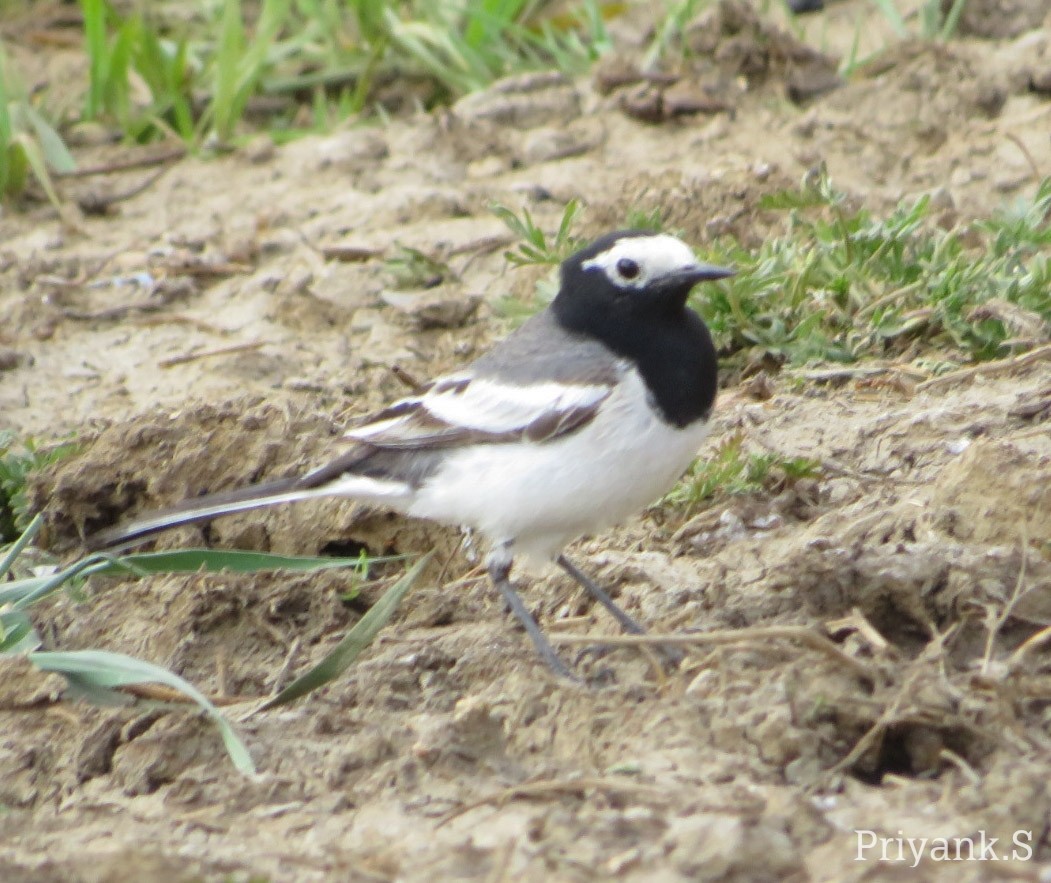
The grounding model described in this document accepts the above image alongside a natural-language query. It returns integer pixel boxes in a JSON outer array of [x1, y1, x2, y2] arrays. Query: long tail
[[85, 443, 422, 552], [86, 477, 322, 552]]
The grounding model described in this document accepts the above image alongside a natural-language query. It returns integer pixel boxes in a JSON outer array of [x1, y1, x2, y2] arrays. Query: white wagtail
[[90, 230, 733, 679]]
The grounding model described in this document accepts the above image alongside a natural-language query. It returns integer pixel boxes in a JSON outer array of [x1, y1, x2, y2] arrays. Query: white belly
[[407, 370, 710, 561]]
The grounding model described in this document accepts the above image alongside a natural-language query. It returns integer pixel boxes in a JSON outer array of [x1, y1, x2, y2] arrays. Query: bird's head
[[556, 230, 734, 319]]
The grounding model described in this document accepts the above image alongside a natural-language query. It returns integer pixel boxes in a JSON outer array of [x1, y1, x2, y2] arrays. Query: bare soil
[[2, 2, 1051, 880]]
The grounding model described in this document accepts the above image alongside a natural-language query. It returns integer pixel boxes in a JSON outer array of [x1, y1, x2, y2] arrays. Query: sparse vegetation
[[0, 514, 427, 772], [871, 0, 969, 41], [0, 433, 79, 543], [73, 0, 614, 146], [385, 244, 454, 289], [698, 171, 1051, 369], [0, 49, 75, 204], [665, 432, 821, 514], [492, 198, 586, 266]]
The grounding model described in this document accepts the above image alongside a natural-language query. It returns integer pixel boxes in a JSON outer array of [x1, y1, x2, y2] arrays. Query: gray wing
[[340, 311, 622, 451]]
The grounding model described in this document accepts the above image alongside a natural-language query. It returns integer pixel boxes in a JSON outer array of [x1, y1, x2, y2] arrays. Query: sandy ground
[[2, 1, 1051, 880]]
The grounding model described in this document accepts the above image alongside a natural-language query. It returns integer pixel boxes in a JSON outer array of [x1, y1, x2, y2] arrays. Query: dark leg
[[557, 554, 684, 666], [487, 552, 578, 681], [557, 554, 646, 634]]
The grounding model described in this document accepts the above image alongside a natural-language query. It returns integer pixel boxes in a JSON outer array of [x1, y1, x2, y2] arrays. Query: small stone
[[1030, 68, 1051, 94], [381, 289, 482, 330], [786, 64, 842, 105], [519, 127, 595, 165], [0, 346, 25, 371], [242, 134, 275, 164], [593, 57, 644, 95], [662, 80, 731, 116], [970, 82, 1007, 117], [453, 72, 580, 128], [320, 241, 384, 263], [619, 84, 664, 123]]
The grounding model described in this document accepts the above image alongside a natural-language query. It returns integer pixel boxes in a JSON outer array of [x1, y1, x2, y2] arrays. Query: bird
[[89, 229, 733, 679]]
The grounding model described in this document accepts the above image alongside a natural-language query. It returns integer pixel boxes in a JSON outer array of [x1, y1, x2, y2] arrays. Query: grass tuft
[[0, 433, 80, 543], [0, 515, 425, 772], [74, 0, 615, 147], [0, 48, 76, 205], [665, 433, 821, 515], [697, 171, 1051, 369]]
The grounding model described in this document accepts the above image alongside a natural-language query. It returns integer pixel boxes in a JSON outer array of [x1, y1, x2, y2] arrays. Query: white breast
[[407, 368, 709, 562]]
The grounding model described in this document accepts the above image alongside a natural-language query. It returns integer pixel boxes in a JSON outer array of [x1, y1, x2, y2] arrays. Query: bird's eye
[[616, 258, 640, 280]]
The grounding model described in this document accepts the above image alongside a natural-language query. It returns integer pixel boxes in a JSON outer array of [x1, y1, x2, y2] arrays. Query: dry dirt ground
[[3, 1, 1051, 881]]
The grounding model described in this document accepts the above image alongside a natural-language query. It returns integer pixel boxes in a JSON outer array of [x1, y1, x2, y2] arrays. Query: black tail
[[86, 476, 311, 552]]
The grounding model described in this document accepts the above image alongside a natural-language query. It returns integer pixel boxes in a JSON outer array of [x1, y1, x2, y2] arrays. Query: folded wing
[[345, 373, 614, 449]]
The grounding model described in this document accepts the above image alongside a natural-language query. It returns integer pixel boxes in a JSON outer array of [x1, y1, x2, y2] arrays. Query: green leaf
[[29, 649, 255, 774], [0, 513, 42, 580], [0, 609, 40, 654], [253, 552, 431, 712], [87, 548, 392, 577]]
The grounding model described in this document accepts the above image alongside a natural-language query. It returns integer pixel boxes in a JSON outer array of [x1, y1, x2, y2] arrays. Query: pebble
[[380, 289, 482, 330], [0, 346, 25, 371], [453, 72, 580, 128]]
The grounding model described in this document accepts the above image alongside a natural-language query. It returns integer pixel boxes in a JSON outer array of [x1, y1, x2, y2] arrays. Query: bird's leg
[[487, 547, 578, 681], [557, 554, 645, 633], [557, 554, 684, 666]]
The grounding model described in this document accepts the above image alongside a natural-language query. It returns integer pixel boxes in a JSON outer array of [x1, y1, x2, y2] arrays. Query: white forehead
[[581, 234, 698, 288]]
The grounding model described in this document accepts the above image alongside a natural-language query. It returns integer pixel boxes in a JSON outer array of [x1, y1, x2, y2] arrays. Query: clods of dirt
[[4, 0, 1051, 879]]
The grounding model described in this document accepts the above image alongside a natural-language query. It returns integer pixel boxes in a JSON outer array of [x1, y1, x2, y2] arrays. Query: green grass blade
[[253, 552, 431, 713], [0, 547, 386, 607], [12, 133, 63, 209], [81, 0, 108, 118], [24, 106, 76, 173], [0, 513, 42, 580], [7, 555, 112, 609], [0, 609, 40, 654], [871, 0, 907, 36], [938, 0, 969, 40], [29, 649, 255, 774], [88, 548, 392, 576]]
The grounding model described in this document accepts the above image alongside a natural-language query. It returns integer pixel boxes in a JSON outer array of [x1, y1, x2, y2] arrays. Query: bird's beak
[[678, 262, 735, 286]]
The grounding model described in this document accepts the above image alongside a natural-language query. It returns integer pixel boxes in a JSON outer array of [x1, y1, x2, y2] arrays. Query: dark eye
[[616, 258, 640, 280]]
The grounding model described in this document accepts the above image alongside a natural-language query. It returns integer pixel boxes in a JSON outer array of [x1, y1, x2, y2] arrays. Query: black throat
[[551, 288, 718, 428]]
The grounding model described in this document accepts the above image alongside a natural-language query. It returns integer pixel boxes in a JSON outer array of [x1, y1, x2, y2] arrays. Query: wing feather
[[345, 375, 613, 450]]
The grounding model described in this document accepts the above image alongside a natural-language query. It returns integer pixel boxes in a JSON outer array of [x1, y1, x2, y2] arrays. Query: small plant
[[871, 0, 969, 41], [492, 198, 585, 266], [489, 199, 585, 321], [375, 0, 611, 99], [386, 244, 453, 289], [697, 170, 1051, 368], [0, 433, 80, 543], [0, 50, 76, 205], [73, 0, 616, 146], [665, 433, 821, 514], [81, 0, 197, 142], [624, 205, 668, 233], [0, 515, 427, 772]]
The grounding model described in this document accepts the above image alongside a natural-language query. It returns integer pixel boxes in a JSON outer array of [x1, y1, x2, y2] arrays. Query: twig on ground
[[438, 776, 669, 828], [1007, 624, 1051, 673], [119, 682, 259, 707], [159, 340, 266, 368], [76, 165, 173, 216], [1005, 132, 1043, 182], [57, 146, 186, 178], [916, 343, 1051, 391], [980, 535, 1029, 677], [549, 626, 876, 683], [825, 607, 895, 657]]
